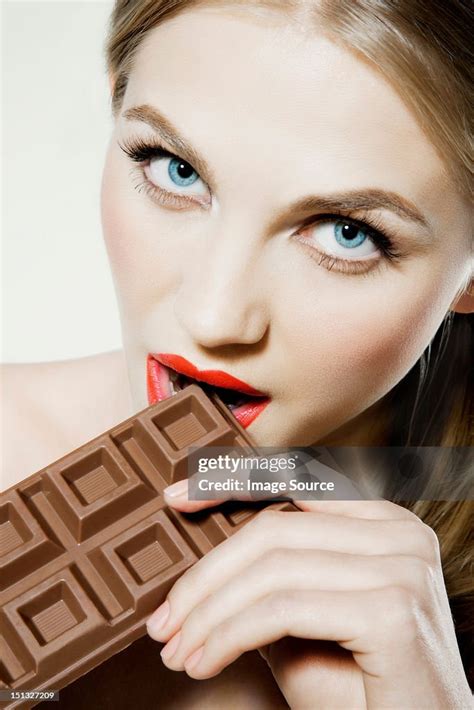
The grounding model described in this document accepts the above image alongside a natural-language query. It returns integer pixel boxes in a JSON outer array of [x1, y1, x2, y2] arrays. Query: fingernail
[[164, 480, 188, 499], [146, 600, 170, 639], [184, 646, 204, 671], [160, 631, 181, 661]]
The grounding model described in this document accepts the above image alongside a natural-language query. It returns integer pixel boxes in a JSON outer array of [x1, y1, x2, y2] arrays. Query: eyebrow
[[123, 103, 430, 231], [267, 190, 430, 234], [123, 104, 216, 187]]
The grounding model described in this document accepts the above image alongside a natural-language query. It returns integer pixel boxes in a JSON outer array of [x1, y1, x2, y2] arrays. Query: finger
[[166, 483, 417, 521], [163, 486, 403, 526], [158, 549, 431, 670], [163, 479, 225, 512], [182, 587, 432, 710], [178, 587, 402, 679], [146, 510, 438, 642], [294, 499, 416, 520], [164, 477, 281, 512], [267, 638, 366, 710]]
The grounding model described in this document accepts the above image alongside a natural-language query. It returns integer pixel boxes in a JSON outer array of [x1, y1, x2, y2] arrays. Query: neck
[[312, 394, 395, 499]]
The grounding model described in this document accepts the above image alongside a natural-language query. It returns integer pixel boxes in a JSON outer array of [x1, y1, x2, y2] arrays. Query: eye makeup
[[294, 211, 405, 276], [118, 134, 407, 275], [119, 135, 211, 209]]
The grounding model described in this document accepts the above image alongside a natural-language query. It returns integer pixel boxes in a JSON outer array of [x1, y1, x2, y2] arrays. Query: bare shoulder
[[1, 351, 133, 491]]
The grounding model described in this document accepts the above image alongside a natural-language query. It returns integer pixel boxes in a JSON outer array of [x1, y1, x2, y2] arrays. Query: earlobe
[[450, 280, 474, 314]]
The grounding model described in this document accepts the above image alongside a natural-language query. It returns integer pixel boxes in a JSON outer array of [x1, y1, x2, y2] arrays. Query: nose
[[174, 224, 270, 348]]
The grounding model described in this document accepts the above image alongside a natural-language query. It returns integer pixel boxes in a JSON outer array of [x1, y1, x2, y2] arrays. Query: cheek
[[100, 148, 181, 317], [285, 273, 445, 403], [101, 149, 143, 285]]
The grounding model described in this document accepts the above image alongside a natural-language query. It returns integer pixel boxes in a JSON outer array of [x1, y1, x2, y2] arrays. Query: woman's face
[[101, 5, 471, 446]]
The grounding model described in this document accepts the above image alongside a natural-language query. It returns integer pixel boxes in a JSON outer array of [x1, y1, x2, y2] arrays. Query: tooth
[[166, 367, 182, 395]]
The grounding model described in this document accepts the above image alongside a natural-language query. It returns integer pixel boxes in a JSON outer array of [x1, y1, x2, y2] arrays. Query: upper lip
[[151, 353, 268, 397]]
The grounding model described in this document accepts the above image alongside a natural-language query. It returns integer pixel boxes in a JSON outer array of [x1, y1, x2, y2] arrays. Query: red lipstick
[[146, 354, 270, 428], [154, 353, 265, 396]]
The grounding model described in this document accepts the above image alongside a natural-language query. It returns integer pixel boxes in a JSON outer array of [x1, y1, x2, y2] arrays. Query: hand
[[147, 486, 472, 709]]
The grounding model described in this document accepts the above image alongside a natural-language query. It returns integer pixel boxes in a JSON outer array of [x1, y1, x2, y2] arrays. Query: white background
[[1, 0, 122, 363]]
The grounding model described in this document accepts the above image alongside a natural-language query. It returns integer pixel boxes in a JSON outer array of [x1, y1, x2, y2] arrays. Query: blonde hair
[[104, 0, 473, 685]]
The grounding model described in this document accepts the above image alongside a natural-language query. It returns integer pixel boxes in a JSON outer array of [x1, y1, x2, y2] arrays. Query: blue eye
[[143, 153, 209, 201], [302, 219, 381, 261], [120, 137, 211, 204], [334, 221, 367, 248], [168, 158, 199, 187]]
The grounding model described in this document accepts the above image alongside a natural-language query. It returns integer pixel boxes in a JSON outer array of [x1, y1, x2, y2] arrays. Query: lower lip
[[146, 356, 270, 429]]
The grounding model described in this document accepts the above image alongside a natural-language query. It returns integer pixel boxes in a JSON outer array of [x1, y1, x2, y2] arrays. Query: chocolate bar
[[0, 385, 295, 708]]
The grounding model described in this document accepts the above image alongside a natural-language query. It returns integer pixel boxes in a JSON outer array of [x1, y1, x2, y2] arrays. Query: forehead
[[124, 5, 448, 207]]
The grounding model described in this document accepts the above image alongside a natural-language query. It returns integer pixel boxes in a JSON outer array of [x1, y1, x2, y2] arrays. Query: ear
[[450, 279, 474, 314]]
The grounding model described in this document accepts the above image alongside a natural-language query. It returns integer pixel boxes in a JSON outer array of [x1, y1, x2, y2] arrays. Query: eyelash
[[118, 135, 404, 275]]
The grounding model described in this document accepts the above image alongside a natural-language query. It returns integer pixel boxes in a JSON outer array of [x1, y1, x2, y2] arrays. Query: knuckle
[[167, 569, 196, 607], [367, 586, 420, 652], [213, 615, 237, 650], [404, 519, 441, 562], [401, 555, 435, 593], [398, 505, 422, 522], [166, 579, 184, 607], [259, 547, 289, 571], [263, 590, 294, 623], [402, 518, 424, 537], [399, 506, 423, 522], [259, 508, 282, 525], [180, 607, 202, 638], [420, 523, 441, 560]]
